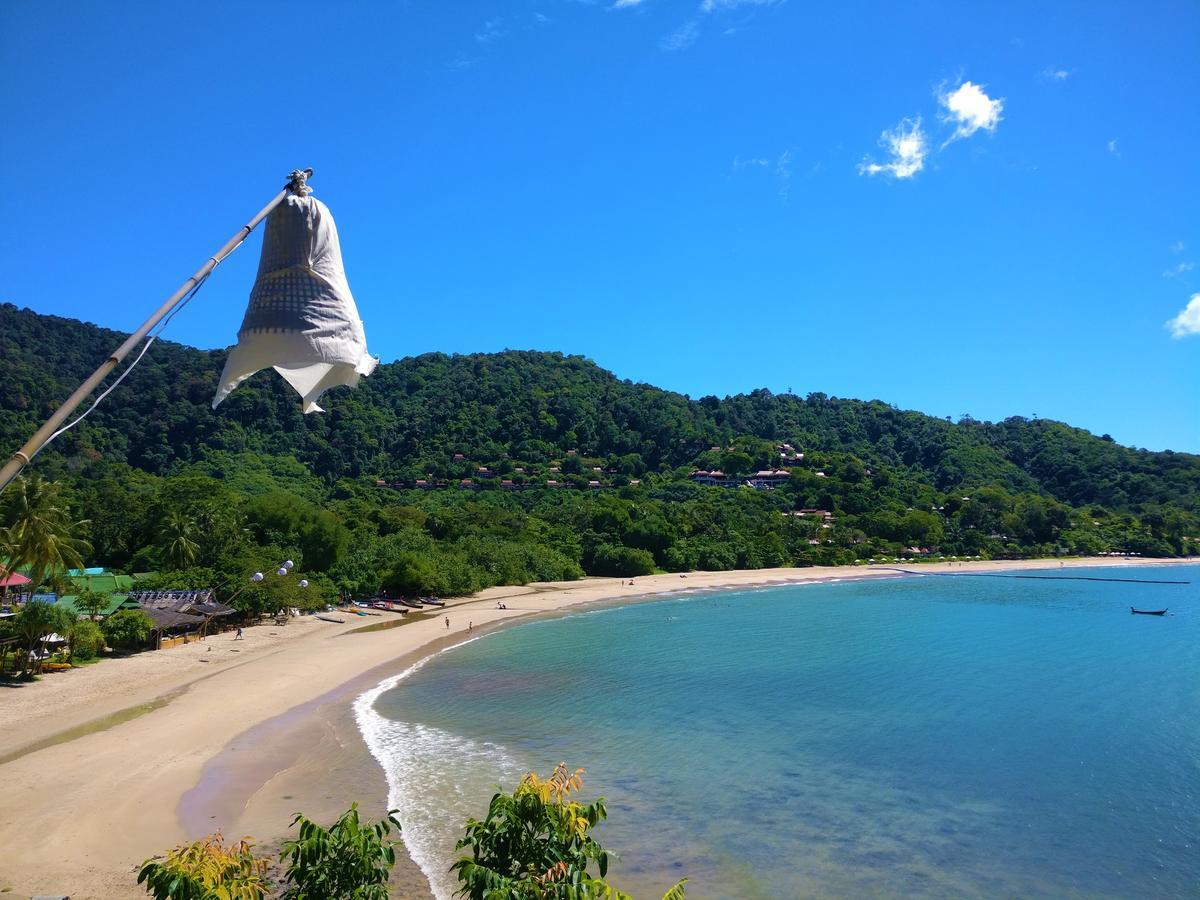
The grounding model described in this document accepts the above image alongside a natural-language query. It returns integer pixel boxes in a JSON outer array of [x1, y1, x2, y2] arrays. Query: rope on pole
[[0, 168, 314, 494]]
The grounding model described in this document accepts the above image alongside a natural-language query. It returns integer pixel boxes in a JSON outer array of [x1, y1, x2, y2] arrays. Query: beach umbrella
[[212, 181, 376, 413]]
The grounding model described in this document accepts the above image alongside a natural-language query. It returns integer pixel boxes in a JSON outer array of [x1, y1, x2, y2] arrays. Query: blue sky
[[1, 0, 1197, 451]]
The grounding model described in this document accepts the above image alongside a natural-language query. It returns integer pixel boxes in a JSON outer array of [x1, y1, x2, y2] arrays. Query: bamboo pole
[[0, 168, 314, 493]]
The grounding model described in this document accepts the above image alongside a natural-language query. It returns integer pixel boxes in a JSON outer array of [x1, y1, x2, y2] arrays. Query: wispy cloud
[[1039, 66, 1071, 81], [775, 150, 792, 178], [1164, 261, 1195, 278], [612, 0, 646, 7], [858, 118, 928, 179], [475, 18, 503, 43], [701, 0, 785, 10], [938, 81, 1003, 145], [732, 155, 771, 171], [1107, 139, 1120, 157], [1166, 293, 1200, 338], [658, 0, 783, 52], [1170, 241, 1186, 253], [732, 150, 793, 197], [775, 150, 793, 197], [660, 20, 699, 50]]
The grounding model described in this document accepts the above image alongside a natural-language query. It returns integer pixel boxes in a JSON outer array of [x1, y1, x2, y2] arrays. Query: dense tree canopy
[[0, 303, 1195, 602]]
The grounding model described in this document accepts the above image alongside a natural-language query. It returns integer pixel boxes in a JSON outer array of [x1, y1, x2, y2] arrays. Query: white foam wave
[[353, 642, 523, 900]]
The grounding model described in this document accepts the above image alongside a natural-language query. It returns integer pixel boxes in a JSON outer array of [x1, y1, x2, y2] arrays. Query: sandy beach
[[0, 557, 1190, 899]]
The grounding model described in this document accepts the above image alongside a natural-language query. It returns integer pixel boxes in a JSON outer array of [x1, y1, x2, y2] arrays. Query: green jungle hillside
[[1, 302, 1196, 608]]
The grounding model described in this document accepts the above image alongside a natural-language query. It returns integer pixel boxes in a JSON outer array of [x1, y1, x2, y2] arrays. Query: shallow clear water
[[359, 567, 1199, 899]]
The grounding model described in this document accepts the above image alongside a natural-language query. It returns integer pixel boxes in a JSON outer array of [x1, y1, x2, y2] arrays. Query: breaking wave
[[353, 642, 523, 900]]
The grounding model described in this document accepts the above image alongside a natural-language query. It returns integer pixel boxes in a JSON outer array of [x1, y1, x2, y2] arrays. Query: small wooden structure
[[128, 589, 237, 638], [141, 606, 208, 649]]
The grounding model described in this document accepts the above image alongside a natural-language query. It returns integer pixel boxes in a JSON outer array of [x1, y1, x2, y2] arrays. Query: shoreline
[[0, 557, 1191, 898]]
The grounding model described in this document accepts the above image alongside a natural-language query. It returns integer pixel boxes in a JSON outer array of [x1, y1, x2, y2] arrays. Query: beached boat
[[397, 598, 425, 609], [421, 596, 446, 607], [1130, 607, 1168, 616], [314, 614, 345, 623]]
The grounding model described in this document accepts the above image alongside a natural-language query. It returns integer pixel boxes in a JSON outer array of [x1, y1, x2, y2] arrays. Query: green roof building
[[55, 593, 140, 617], [64, 572, 151, 594]]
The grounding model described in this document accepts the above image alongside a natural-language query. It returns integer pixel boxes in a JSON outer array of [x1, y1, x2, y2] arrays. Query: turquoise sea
[[356, 567, 1199, 899]]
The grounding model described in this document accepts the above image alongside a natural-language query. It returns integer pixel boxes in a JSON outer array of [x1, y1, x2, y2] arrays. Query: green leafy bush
[[140, 806, 399, 900], [453, 762, 686, 899], [278, 803, 400, 900], [102, 608, 153, 651], [70, 619, 106, 660], [137, 832, 269, 900], [588, 543, 656, 577]]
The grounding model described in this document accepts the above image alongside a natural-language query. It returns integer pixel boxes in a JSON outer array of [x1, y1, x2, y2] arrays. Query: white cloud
[[1039, 67, 1070, 81], [858, 118, 927, 179], [775, 150, 792, 179], [938, 81, 1004, 143], [1164, 261, 1196, 278], [1107, 139, 1119, 156], [1166, 293, 1200, 338], [732, 155, 770, 171], [701, 0, 784, 10], [475, 18, 503, 43], [1170, 241, 1185, 253], [732, 151, 793, 197], [612, 0, 645, 7], [657, 0, 780, 54], [660, 20, 699, 50], [775, 150, 792, 198]]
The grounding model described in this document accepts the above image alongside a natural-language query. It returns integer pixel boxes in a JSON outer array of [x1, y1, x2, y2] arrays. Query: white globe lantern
[[277, 567, 288, 577], [284, 560, 295, 569], [251, 572, 264, 583], [299, 579, 309, 588]]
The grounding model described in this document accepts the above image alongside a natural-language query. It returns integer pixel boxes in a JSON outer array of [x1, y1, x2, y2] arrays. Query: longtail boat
[[1130, 607, 1168, 616]]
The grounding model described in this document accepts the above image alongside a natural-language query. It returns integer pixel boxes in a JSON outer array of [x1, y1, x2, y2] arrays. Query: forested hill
[[1, 302, 1195, 515]]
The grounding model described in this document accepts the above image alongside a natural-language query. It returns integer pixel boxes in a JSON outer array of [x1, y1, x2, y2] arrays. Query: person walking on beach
[[444, 616, 450, 629], [468, 621, 473, 632], [234, 627, 243, 640]]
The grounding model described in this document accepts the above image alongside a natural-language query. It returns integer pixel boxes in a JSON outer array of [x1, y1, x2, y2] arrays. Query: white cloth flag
[[212, 192, 377, 413]]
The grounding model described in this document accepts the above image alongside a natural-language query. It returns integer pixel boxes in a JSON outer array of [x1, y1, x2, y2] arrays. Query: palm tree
[[160, 511, 200, 570], [12, 599, 72, 676], [0, 523, 18, 603], [2, 475, 91, 592]]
